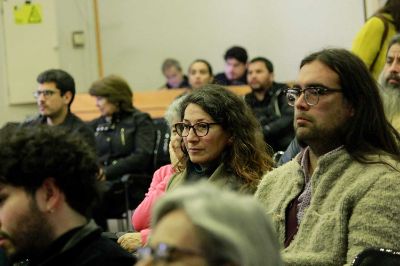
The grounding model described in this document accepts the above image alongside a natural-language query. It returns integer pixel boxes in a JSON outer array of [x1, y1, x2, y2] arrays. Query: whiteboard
[[2, 0, 60, 104]]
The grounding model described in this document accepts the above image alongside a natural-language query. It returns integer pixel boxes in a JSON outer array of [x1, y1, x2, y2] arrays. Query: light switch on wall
[[72, 31, 85, 48]]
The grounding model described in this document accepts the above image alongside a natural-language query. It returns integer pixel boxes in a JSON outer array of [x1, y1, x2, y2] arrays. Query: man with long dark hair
[[256, 48, 400, 265]]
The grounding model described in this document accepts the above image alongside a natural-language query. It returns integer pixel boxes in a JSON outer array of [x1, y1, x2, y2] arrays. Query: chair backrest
[[152, 118, 171, 171], [351, 247, 400, 266]]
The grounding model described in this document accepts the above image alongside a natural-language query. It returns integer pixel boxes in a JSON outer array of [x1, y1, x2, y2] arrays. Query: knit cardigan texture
[[255, 147, 400, 266]]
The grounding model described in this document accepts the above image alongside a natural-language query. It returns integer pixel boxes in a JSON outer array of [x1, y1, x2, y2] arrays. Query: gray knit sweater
[[255, 147, 400, 266]]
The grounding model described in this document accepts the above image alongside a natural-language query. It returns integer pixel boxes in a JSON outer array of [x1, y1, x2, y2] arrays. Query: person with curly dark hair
[[0, 126, 135, 266], [168, 84, 274, 194]]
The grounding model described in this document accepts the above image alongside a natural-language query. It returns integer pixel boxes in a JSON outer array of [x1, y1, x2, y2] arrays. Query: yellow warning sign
[[14, 3, 42, 24]]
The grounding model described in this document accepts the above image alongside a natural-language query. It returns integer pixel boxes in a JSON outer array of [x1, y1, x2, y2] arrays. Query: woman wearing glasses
[[117, 96, 186, 252], [168, 84, 274, 194]]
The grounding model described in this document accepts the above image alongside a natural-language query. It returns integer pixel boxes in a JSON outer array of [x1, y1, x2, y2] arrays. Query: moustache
[[386, 73, 400, 83], [295, 112, 313, 121]]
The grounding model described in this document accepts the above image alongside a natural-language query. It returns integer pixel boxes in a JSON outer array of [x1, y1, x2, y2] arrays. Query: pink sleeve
[[132, 164, 174, 232], [140, 228, 151, 245]]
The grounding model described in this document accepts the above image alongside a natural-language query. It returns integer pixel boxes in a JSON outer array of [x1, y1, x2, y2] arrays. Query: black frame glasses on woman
[[285, 85, 342, 106], [174, 122, 219, 137]]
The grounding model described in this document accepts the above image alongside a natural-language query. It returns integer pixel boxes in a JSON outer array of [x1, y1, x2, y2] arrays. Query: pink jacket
[[132, 164, 175, 244]]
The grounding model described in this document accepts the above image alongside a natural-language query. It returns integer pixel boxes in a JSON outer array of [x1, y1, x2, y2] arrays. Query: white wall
[[0, 0, 366, 127], [98, 0, 365, 90], [0, 0, 98, 127]]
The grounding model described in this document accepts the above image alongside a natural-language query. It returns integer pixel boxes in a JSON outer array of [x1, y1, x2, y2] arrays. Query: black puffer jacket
[[22, 112, 96, 150], [244, 82, 294, 152], [88, 108, 155, 180]]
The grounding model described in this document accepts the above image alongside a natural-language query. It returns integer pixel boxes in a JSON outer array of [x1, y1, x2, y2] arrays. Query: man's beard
[[295, 115, 347, 156], [379, 73, 400, 121], [8, 198, 55, 263], [250, 83, 266, 92]]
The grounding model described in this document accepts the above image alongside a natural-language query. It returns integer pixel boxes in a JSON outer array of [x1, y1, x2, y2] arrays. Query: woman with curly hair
[[168, 84, 274, 194]]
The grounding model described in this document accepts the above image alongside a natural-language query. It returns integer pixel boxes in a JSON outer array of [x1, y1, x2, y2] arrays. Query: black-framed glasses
[[33, 90, 58, 99], [174, 122, 219, 137], [285, 85, 342, 106], [136, 242, 204, 263]]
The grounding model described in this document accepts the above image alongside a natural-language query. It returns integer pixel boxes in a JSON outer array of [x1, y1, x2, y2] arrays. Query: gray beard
[[378, 77, 400, 121]]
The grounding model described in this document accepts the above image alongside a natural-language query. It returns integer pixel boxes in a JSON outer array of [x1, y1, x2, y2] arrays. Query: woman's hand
[[117, 232, 142, 252]]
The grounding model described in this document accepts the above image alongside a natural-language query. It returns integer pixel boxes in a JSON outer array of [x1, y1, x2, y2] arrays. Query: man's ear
[[36, 178, 62, 213], [63, 91, 73, 106]]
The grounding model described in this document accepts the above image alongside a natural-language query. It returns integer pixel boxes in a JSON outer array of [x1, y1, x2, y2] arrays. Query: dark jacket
[[214, 72, 247, 86], [88, 108, 155, 180], [165, 75, 189, 89], [15, 221, 136, 266], [167, 162, 255, 194], [22, 112, 95, 149], [277, 138, 303, 166], [244, 82, 294, 152]]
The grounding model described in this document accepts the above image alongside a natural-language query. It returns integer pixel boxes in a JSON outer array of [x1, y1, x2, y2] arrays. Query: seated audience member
[[22, 69, 95, 148], [245, 57, 294, 152], [351, 0, 400, 80], [117, 96, 186, 252], [88, 74, 155, 180], [379, 33, 400, 131], [279, 35, 400, 166], [188, 59, 214, 90], [279, 34, 400, 166], [214, 46, 248, 86], [256, 48, 400, 265], [88, 75, 155, 228], [136, 181, 283, 266], [0, 126, 136, 265], [168, 84, 274, 194], [161, 58, 189, 89]]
